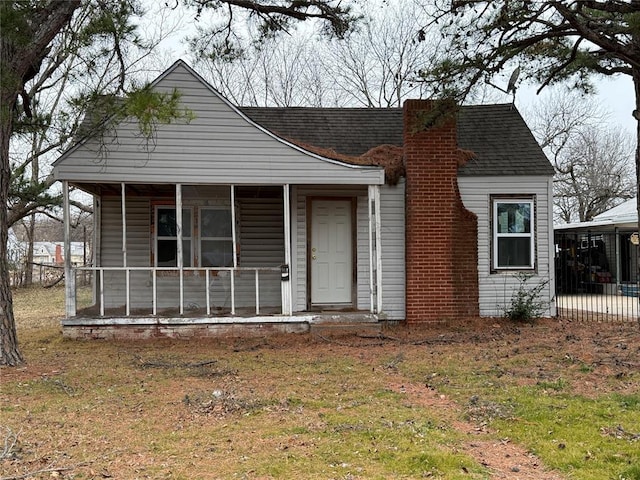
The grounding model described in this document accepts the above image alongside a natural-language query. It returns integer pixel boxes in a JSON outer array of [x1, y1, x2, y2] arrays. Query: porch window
[[200, 207, 233, 267], [155, 207, 192, 267], [153, 205, 234, 267], [492, 198, 535, 270]]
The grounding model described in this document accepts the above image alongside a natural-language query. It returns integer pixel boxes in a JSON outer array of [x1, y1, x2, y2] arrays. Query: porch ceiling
[[72, 183, 297, 197]]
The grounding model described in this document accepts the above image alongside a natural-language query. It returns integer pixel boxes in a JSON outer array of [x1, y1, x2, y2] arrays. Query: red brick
[[404, 100, 479, 322]]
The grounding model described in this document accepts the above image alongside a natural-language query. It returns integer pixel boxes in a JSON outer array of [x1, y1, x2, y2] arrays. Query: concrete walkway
[[557, 294, 638, 321]]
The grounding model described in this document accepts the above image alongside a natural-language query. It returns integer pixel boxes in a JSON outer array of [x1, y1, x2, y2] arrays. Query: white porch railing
[[71, 266, 282, 318]]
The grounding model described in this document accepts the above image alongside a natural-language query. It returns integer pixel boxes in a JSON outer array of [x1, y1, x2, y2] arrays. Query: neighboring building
[[7, 240, 86, 286], [18, 241, 86, 266], [52, 60, 555, 338], [555, 198, 638, 294]]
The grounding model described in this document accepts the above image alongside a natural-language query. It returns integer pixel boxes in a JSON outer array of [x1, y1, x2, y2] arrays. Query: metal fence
[[555, 230, 639, 322]]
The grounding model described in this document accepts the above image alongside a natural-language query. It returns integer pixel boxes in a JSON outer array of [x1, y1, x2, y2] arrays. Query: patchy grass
[[1, 286, 639, 479]]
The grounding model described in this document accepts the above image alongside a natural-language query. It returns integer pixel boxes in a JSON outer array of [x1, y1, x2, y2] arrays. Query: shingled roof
[[240, 104, 554, 177]]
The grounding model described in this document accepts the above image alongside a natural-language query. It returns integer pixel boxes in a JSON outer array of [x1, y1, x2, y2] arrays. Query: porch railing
[[72, 266, 282, 317]]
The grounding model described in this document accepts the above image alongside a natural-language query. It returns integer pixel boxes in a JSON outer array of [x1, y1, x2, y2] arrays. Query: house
[[52, 60, 556, 339], [27, 241, 85, 266], [554, 198, 638, 296]]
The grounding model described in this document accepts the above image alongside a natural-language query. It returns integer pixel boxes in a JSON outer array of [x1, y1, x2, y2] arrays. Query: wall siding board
[[458, 176, 555, 317], [54, 64, 383, 186]]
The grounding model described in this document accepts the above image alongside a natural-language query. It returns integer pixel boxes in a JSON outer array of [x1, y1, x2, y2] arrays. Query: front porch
[[61, 181, 386, 334]]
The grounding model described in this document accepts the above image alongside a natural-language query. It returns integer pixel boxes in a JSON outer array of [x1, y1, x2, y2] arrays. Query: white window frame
[[492, 198, 535, 270], [154, 206, 193, 267], [199, 206, 234, 267]]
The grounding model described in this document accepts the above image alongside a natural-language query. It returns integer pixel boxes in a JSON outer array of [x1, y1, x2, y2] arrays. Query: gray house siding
[[53, 63, 384, 187], [380, 180, 406, 320], [458, 176, 556, 317], [292, 184, 405, 320]]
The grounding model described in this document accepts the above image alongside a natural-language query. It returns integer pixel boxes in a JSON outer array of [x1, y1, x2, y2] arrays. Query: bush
[[502, 273, 548, 322]]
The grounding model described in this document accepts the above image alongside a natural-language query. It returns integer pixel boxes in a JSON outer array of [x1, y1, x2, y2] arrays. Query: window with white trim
[[156, 207, 192, 267], [492, 198, 535, 270], [154, 205, 234, 267]]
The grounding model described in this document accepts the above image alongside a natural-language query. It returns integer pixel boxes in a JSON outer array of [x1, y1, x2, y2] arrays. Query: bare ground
[[2, 315, 639, 479]]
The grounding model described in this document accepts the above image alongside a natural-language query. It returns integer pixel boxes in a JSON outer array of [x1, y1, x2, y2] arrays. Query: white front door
[[310, 199, 353, 305]]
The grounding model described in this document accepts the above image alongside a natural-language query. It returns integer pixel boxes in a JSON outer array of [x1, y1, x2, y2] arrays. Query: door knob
[[312, 255, 316, 260]]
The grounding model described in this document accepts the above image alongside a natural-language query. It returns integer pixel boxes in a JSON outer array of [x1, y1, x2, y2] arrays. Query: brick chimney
[[55, 243, 63, 265], [403, 99, 479, 322]]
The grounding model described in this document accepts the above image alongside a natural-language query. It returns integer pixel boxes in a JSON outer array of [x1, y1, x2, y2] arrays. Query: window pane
[[157, 209, 176, 236], [201, 240, 233, 267], [156, 239, 191, 267], [157, 239, 176, 266], [497, 203, 531, 233], [157, 208, 191, 237], [201, 209, 232, 238], [497, 237, 531, 267]]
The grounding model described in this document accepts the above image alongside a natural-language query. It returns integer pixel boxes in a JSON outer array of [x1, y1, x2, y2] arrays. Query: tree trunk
[[1, 0, 80, 366], [1, 100, 23, 366]]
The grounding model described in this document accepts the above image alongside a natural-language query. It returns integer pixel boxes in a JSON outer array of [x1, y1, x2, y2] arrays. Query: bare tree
[[195, 0, 442, 108], [555, 126, 635, 223], [7, 3, 182, 287], [325, 0, 439, 107], [527, 90, 635, 223]]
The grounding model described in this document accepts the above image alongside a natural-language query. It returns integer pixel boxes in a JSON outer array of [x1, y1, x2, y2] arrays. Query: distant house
[[52, 60, 555, 339], [27, 242, 86, 266]]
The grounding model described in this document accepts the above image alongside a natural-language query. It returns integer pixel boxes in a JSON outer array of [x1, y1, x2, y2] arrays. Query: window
[[154, 205, 234, 268], [200, 207, 233, 267], [493, 198, 535, 270], [156, 207, 192, 267]]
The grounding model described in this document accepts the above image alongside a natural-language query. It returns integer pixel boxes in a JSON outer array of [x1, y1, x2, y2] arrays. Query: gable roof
[[240, 104, 554, 177], [53, 60, 384, 186]]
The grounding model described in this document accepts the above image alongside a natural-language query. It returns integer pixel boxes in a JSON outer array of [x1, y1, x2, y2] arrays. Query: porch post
[[176, 183, 184, 315], [374, 184, 383, 314], [282, 184, 292, 315], [121, 183, 129, 315], [121, 183, 127, 267], [93, 194, 100, 308], [231, 184, 237, 268], [368, 186, 375, 313], [368, 185, 383, 314], [63, 181, 76, 317], [615, 227, 622, 288], [230, 184, 236, 315]]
